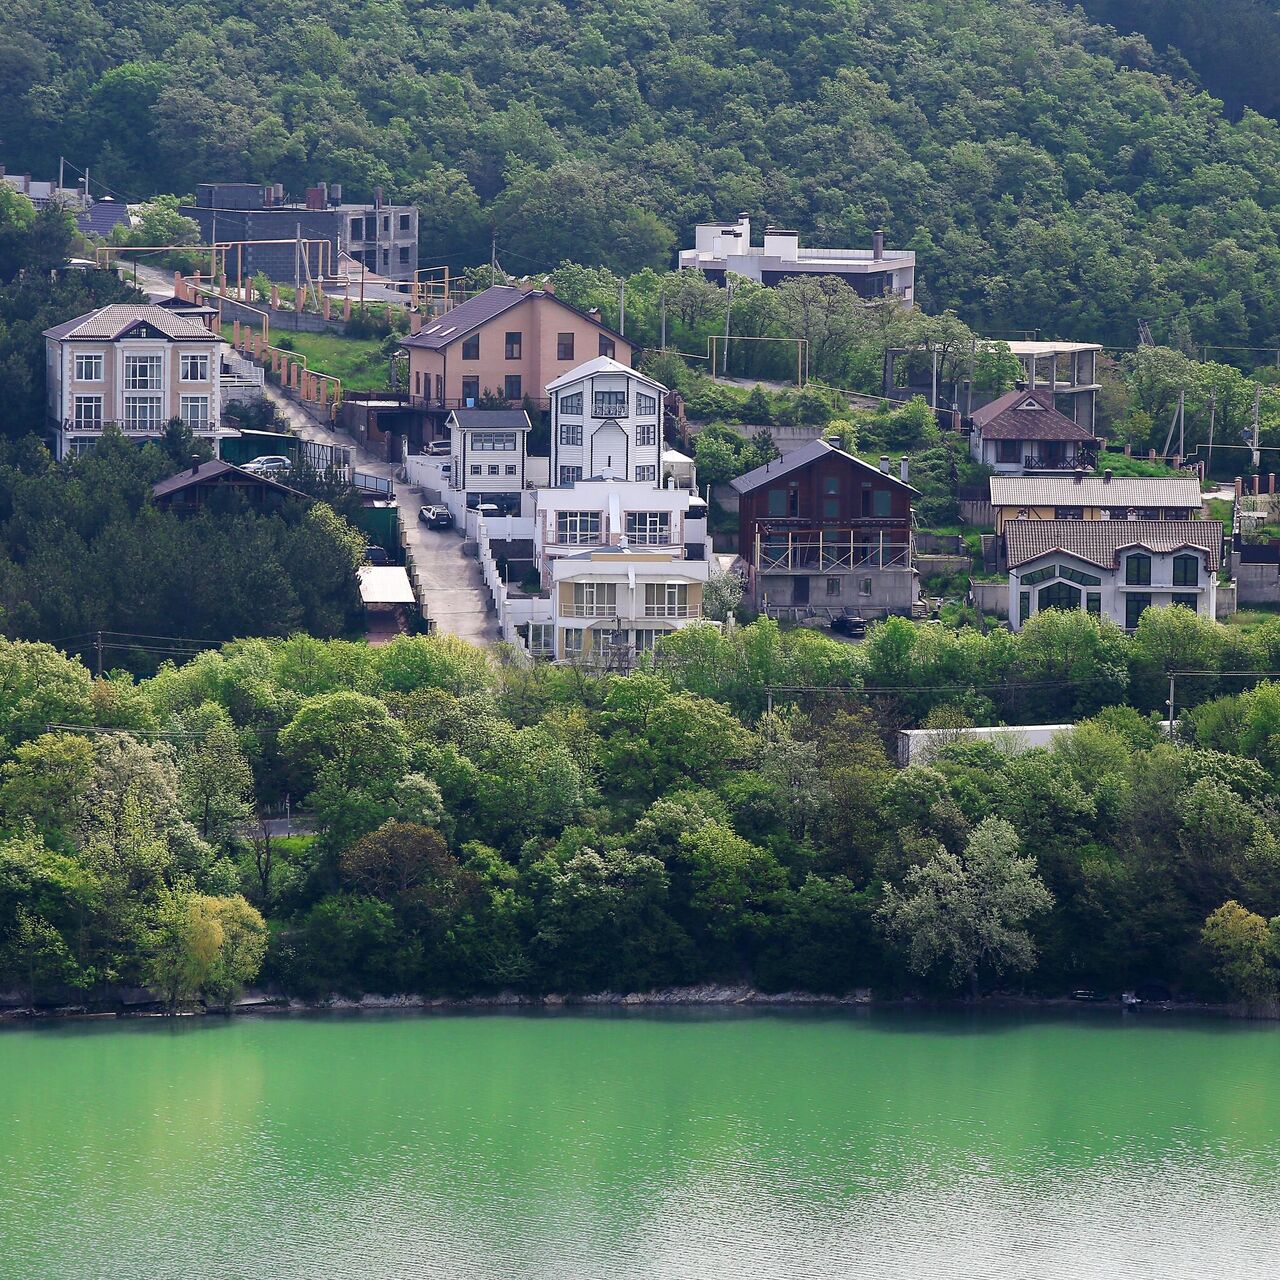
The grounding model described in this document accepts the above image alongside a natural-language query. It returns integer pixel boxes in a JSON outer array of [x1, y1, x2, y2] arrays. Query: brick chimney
[[410, 310, 422, 335]]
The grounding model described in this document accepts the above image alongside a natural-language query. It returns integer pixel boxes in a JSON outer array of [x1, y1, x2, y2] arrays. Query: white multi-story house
[[517, 479, 712, 663], [1006, 519, 1223, 631], [443, 408, 532, 514], [547, 357, 665, 487], [43, 304, 226, 459]]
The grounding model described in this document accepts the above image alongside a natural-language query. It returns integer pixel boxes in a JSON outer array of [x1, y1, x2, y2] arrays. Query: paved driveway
[[265, 388, 501, 645]]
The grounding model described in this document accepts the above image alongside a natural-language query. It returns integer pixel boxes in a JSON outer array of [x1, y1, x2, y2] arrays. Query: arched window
[[1125, 553, 1151, 585], [1038, 582, 1081, 612], [1172, 554, 1198, 586]]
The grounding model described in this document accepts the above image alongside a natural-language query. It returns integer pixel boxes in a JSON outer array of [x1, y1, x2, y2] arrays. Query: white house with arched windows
[[547, 357, 666, 488], [1006, 519, 1222, 631]]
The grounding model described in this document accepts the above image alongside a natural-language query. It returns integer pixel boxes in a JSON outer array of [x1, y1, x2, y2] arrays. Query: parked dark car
[[418, 505, 454, 529], [363, 545, 390, 566], [830, 614, 867, 638]]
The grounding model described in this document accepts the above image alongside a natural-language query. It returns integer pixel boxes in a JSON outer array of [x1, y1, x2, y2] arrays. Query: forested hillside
[[8, 0, 1280, 349], [1083, 0, 1280, 122]]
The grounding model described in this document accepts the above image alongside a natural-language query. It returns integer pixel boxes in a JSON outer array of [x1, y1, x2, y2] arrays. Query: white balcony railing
[[643, 604, 697, 618], [564, 602, 619, 618], [592, 399, 629, 418]]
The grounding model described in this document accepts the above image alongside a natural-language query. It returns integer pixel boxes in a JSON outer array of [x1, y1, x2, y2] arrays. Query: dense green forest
[[1083, 0, 1280, 121], [5, 613, 1280, 1009], [8, 0, 1280, 350]]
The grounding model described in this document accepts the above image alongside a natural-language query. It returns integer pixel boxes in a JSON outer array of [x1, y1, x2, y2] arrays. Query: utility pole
[[721, 276, 735, 377], [1167, 674, 1176, 739], [1252, 386, 1262, 470], [58, 155, 64, 193], [95, 630, 104, 679], [294, 222, 302, 302], [1206, 390, 1217, 480], [660, 289, 667, 351], [966, 339, 976, 419], [618, 282, 625, 337], [930, 345, 938, 409], [490, 230, 497, 284]]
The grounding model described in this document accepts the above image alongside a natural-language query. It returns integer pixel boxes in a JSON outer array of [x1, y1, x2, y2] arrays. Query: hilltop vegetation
[[7, 0, 1280, 350]]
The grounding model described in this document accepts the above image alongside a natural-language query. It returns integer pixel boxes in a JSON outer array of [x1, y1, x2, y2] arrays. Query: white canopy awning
[[357, 566, 416, 605]]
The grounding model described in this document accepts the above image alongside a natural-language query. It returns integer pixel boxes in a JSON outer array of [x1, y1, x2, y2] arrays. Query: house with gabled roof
[[988, 472, 1203, 535], [43, 303, 226, 460], [730, 437, 918, 618], [970, 386, 1099, 474], [1006, 518, 1223, 631], [401, 284, 632, 420]]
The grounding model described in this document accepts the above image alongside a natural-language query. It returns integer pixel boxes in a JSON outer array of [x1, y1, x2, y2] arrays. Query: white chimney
[[900, 456, 909, 484], [879, 455, 890, 474]]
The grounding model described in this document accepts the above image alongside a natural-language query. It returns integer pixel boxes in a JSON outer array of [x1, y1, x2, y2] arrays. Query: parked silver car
[[241, 455, 293, 476]]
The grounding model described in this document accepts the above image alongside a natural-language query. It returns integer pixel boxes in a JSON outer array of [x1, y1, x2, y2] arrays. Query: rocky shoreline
[[4, 984, 1278, 1021]]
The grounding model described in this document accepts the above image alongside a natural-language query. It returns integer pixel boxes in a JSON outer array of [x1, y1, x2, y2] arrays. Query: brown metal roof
[[400, 285, 628, 352], [43, 303, 218, 343], [151, 460, 313, 501], [971, 387, 1094, 441], [729, 437, 918, 495], [1005, 519, 1222, 570]]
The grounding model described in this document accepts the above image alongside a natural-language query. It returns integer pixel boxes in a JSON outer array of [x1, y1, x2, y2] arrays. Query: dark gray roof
[[151, 460, 312, 501], [972, 388, 1094, 441], [447, 408, 532, 430], [44, 304, 218, 343], [729, 437, 918, 495], [1005, 519, 1222, 570], [76, 200, 131, 238], [400, 285, 628, 351]]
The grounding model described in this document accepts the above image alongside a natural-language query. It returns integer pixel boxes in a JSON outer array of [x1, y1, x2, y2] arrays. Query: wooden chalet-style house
[[730, 438, 918, 618]]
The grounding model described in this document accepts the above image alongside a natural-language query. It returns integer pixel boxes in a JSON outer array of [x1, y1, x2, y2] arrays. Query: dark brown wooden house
[[151, 460, 314, 510], [730, 438, 918, 618]]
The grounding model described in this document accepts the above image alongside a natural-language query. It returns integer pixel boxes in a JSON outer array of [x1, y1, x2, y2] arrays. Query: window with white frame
[[559, 465, 583, 485], [528, 623, 554, 656], [644, 581, 690, 617], [74, 353, 103, 381], [487, 464, 500, 476], [73, 395, 103, 429], [470, 464, 482, 476], [560, 422, 583, 446], [561, 627, 585, 658], [180, 396, 210, 430], [635, 465, 656, 483], [571, 581, 617, 616], [636, 392, 657, 416], [626, 511, 671, 545], [560, 392, 583, 415], [470, 432, 517, 451], [123, 395, 163, 431], [636, 422, 656, 447], [123, 354, 163, 390], [504, 464, 517, 476], [180, 353, 210, 381], [556, 511, 601, 544]]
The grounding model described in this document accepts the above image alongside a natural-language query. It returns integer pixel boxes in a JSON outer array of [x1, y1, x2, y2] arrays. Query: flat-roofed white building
[[520, 478, 712, 662], [679, 215, 915, 304]]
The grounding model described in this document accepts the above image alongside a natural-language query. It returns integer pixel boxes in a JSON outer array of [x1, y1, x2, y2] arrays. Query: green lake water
[[1, 1009, 1278, 1278]]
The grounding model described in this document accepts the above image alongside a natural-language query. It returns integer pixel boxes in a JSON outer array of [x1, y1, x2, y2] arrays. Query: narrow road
[[264, 387, 501, 645], [122, 265, 502, 645]]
